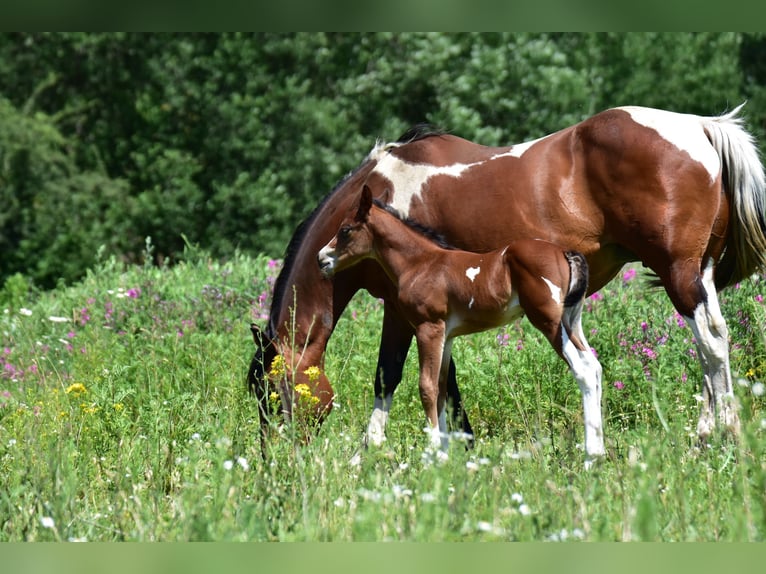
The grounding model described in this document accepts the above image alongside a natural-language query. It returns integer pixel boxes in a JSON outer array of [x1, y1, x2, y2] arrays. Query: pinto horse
[[317, 186, 601, 460], [249, 104, 766, 455]]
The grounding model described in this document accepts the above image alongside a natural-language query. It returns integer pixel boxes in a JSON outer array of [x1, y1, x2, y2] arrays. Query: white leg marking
[[366, 395, 393, 447], [541, 277, 562, 305], [684, 261, 739, 439], [560, 315, 605, 465]]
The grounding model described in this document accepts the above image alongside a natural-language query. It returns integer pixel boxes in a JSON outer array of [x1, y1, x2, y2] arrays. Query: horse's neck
[[370, 210, 441, 284]]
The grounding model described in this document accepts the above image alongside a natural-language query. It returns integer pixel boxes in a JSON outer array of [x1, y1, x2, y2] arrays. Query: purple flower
[[756, 294, 763, 303], [622, 268, 637, 283], [613, 381, 625, 390], [127, 288, 141, 299]]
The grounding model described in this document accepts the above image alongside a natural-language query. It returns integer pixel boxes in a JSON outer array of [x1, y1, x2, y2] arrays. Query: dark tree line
[[1, 33, 765, 289]]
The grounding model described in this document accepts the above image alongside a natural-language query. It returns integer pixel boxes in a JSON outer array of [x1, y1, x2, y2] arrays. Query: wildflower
[[19, 308, 32, 316], [303, 365, 321, 382], [269, 355, 286, 378], [295, 383, 320, 406], [752, 382, 765, 397], [113, 403, 124, 412], [237, 457, 250, 471], [40, 516, 55, 529], [48, 316, 70, 323], [622, 268, 637, 283], [756, 294, 764, 303], [223, 460, 234, 470], [126, 288, 141, 299], [518, 504, 531, 516], [613, 380, 625, 390], [65, 383, 87, 397], [269, 392, 280, 404]]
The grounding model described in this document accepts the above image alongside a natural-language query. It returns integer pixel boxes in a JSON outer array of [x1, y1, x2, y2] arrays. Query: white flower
[[237, 457, 249, 471], [48, 316, 70, 323], [40, 516, 55, 529], [519, 504, 531, 516], [511, 492, 523, 504], [223, 460, 234, 470], [19, 308, 33, 316], [752, 382, 765, 397], [466, 461, 480, 472]]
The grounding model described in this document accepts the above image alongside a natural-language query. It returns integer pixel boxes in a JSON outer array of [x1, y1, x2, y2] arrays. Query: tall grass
[[1, 247, 765, 541]]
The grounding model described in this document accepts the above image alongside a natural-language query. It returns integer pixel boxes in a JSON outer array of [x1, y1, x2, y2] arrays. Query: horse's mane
[[373, 199, 456, 251], [266, 124, 446, 338]]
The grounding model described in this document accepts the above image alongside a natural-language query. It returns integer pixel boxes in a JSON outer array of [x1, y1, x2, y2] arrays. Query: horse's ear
[[356, 185, 373, 221]]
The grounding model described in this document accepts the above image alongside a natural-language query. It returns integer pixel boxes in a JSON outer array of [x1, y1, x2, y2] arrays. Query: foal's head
[[317, 185, 375, 278]]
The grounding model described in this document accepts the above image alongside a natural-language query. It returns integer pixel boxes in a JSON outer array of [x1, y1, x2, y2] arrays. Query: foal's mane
[[373, 199, 456, 251], [266, 124, 446, 338]]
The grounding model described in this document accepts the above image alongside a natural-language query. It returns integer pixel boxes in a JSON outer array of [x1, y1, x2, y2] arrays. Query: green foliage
[[1, 33, 766, 289], [2, 251, 765, 541]]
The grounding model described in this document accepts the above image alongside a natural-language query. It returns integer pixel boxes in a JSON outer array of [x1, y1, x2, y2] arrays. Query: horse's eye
[[338, 226, 352, 240]]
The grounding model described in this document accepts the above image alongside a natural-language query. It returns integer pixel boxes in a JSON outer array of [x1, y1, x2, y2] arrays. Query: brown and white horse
[[317, 186, 602, 462], [249, 104, 766, 455]]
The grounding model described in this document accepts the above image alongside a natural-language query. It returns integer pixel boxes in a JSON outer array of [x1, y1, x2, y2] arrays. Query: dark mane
[[373, 199, 456, 251], [395, 124, 447, 144], [266, 124, 448, 337]]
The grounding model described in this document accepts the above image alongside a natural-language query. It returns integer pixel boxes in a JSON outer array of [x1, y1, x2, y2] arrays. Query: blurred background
[[2, 32, 765, 289]]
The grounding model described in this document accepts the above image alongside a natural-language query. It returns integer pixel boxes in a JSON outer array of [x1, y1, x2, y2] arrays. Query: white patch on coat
[[542, 277, 562, 304], [491, 134, 551, 159], [618, 106, 720, 181], [468, 297, 475, 309], [466, 266, 481, 282], [373, 153, 484, 217]]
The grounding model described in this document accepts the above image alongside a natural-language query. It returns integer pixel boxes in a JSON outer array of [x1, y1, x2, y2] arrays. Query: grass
[[1, 245, 766, 541]]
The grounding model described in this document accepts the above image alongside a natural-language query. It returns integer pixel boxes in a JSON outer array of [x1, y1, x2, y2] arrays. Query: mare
[[317, 186, 601, 461], [248, 104, 766, 456]]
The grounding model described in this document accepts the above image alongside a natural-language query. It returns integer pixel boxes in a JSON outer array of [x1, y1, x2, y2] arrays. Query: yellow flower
[[295, 383, 320, 406], [269, 355, 286, 378], [746, 368, 756, 378], [80, 403, 100, 415], [65, 383, 87, 397], [269, 392, 280, 404], [303, 366, 321, 383], [113, 403, 124, 412]]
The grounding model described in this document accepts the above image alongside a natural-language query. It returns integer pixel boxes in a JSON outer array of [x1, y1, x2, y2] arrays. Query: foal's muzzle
[[317, 247, 336, 278]]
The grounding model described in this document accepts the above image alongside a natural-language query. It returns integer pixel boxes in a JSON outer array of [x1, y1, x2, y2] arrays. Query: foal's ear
[[356, 185, 373, 221]]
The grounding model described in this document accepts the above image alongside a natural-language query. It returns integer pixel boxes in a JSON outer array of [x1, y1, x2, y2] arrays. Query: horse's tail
[[563, 250, 589, 308], [702, 103, 766, 289]]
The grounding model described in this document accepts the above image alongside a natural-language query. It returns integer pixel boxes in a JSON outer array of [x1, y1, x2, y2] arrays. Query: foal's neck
[[369, 207, 444, 283]]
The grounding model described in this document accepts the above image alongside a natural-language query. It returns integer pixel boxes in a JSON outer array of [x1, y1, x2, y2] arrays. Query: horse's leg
[[436, 338, 455, 451], [415, 321, 448, 452], [363, 304, 414, 448], [445, 355, 474, 444], [560, 302, 605, 466], [668, 260, 739, 441], [521, 281, 604, 467]]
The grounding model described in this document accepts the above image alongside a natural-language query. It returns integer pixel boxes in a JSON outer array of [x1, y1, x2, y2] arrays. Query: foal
[[318, 186, 604, 463]]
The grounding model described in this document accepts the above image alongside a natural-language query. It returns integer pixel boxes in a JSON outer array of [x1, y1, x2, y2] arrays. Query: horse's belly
[[447, 293, 524, 338]]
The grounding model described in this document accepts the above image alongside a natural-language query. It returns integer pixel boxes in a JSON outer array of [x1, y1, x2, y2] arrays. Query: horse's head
[[317, 185, 375, 278]]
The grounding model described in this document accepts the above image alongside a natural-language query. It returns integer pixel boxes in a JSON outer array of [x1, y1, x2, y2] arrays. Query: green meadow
[[1, 245, 765, 541]]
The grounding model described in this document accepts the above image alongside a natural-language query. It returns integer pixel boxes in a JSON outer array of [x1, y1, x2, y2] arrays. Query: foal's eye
[[338, 226, 352, 240]]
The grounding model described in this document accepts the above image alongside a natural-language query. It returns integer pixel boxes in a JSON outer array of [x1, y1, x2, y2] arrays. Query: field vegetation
[[2, 247, 765, 541]]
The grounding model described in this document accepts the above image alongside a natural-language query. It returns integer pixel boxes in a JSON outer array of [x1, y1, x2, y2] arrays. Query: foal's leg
[[560, 302, 605, 465], [671, 260, 739, 441], [415, 321, 449, 452]]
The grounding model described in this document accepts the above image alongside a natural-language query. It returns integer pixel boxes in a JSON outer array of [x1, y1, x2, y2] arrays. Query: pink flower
[[756, 294, 763, 303], [613, 381, 625, 390], [622, 268, 637, 283]]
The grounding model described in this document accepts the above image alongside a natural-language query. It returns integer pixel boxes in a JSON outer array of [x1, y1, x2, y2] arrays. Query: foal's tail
[[563, 251, 589, 308], [703, 104, 766, 289]]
